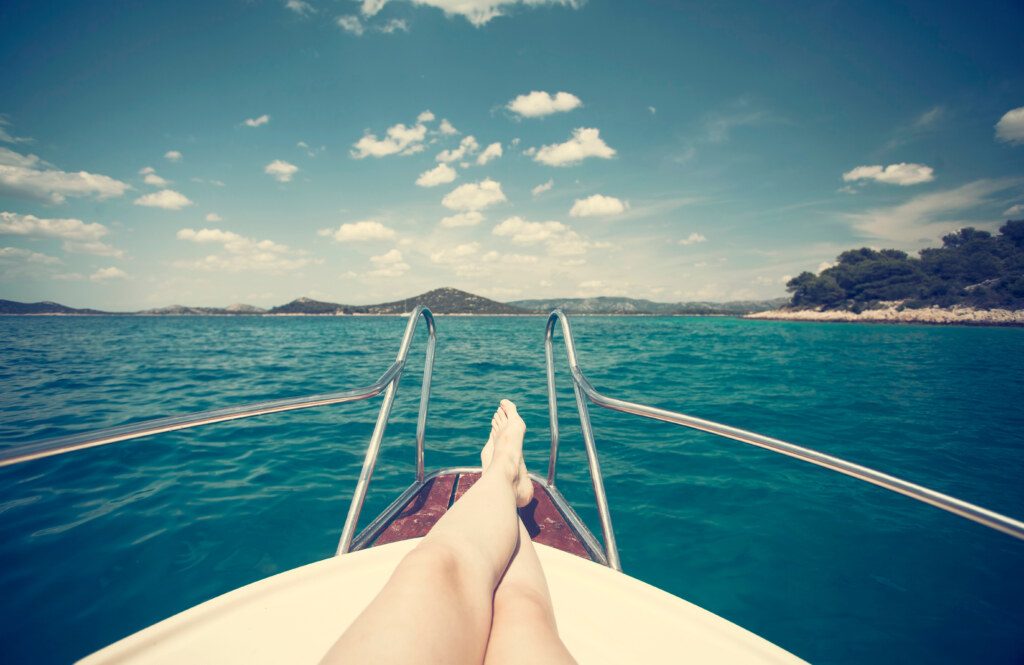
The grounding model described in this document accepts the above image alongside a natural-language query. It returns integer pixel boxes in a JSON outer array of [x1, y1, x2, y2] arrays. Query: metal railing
[[544, 309, 1024, 571], [0, 308, 437, 556]]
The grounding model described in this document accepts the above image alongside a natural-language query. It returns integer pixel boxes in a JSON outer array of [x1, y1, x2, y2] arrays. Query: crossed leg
[[319, 400, 574, 665]]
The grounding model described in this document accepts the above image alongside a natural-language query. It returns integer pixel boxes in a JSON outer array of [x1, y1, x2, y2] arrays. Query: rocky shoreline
[[745, 306, 1024, 327]]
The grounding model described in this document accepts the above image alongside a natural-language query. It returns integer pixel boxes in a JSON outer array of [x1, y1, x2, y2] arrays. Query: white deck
[[81, 539, 806, 664]]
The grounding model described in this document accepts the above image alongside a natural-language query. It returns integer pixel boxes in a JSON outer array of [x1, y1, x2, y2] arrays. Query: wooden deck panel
[[371, 472, 593, 561], [373, 474, 457, 546]]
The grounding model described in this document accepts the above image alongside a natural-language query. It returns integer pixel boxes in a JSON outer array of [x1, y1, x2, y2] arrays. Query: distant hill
[[364, 287, 524, 314], [510, 296, 789, 315], [140, 304, 267, 316], [1, 288, 788, 317], [0, 299, 110, 315]]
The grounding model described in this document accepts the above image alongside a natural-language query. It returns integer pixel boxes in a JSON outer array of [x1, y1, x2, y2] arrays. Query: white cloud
[[678, 232, 707, 246], [844, 178, 1019, 245], [437, 135, 479, 163], [0, 211, 123, 258], [0, 147, 129, 204], [177, 227, 317, 272], [995, 107, 1024, 145], [533, 128, 616, 167], [442, 178, 506, 211], [368, 248, 409, 277], [1, 211, 106, 241], [90, 266, 128, 282], [285, 0, 315, 14], [164, 150, 182, 162], [648, 106, 657, 115], [416, 163, 457, 187], [244, 114, 271, 127], [569, 194, 628, 217], [362, 0, 387, 15], [417, 110, 435, 123], [379, 18, 409, 32], [363, 0, 581, 27], [476, 142, 502, 165], [318, 220, 397, 242], [139, 166, 169, 187], [0, 117, 31, 144], [337, 15, 365, 34], [507, 90, 582, 118], [352, 118, 428, 158], [430, 242, 480, 264], [492, 216, 567, 244], [1004, 204, 1024, 217], [438, 119, 458, 135], [0, 246, 61, 265], [205, 212, 222, 222], [264, 160, 299, 182], [842, 163, 935, 186], [531, 179, 553, 196], [134, 189, 194, 210], [440, 211, 484, 228], [703, 108, 770, 143]]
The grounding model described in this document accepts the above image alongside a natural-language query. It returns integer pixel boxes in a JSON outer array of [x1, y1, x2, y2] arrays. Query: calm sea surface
[[1, 315, 1022, 664]]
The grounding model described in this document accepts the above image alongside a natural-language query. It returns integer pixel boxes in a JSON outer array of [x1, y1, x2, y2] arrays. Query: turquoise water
[[1, 315, 1023, 663]]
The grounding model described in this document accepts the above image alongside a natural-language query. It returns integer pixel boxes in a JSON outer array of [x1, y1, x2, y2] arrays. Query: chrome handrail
[[0, 307, 438, 553], [545, 310, 1024, 552]]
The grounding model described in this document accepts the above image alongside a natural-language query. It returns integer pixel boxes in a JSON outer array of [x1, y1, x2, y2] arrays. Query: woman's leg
[[484, 519, 578, 665], [319, 400, 531, 665]]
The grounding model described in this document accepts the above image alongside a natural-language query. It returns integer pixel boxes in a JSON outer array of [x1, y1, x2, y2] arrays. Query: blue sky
[[1, 0, 1022, 309]]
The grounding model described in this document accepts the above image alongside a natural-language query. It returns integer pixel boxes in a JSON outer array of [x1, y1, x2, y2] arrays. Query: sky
[[1, 0, 1023, 309]]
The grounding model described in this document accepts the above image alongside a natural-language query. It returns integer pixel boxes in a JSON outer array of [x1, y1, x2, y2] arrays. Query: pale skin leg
[[484, 519, 578, 665], [320, 400, 575, 665]]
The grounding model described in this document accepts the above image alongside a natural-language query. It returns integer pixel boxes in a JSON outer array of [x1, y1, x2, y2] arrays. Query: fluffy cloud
[[337, 15, 365, 34], [165, 150, 182, 162], [379, 18, 409, 32], [844, 179, 1019, 245], [416, 163, 457, 187], [533, 128, 616, 167], [569, 194, 627, 217], [442, 178, 506, 211], [678, 232, 707, 246], [0, 246, 61, 266], [437, 135, 479, 163], [134, 189, 194, 210], [90, 266, 128, 282], [0, 147, 130, 204], [439, 119, 458, 135], [139, 166, 168, 187], [368, 0, 582, 27], [842, 163, 935, 186], [439, 211, 484, 228], [531, 179, 553, 196], [317, 220, 397, 242], [205, 212, 222, 222], [995, 107, 1024, 145], [265, 160, 299, 182], [285, 0, 315, 14], [507, 90, 582, 118], [430, 242, 480, 264], [1, 211, 105, 243], [177, 227, 317, 272], [492, 215, 606, 257], [369, 248, 409, 277], [351, 117, 429, 158], [0, 117, 31, 144], [1004, 204, 1024, 217], [476, 142, 502, 165], [417, 110, 435, 123], [244, 114, 271, 127]]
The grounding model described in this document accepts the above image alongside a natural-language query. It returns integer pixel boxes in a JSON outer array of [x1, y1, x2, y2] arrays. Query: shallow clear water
[[1, 315, 1022, 664]]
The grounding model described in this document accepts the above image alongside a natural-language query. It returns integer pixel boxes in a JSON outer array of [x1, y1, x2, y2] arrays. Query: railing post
[[336, 307, 435, 556], [545, 310, 622, 571], [545, 317, 560, 487]]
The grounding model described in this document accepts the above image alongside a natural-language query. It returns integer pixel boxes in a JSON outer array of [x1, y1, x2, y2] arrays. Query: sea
[[1, 315, 1022, 664]]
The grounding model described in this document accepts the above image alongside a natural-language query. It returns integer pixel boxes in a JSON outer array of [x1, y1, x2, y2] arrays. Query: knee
[[494, 582, 555, 624], [402, 540, 491, 597]]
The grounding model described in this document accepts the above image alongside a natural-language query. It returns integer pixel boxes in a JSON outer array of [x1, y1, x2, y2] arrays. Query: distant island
[[748, 220, 1024, 326], [0, 287, 786, 318]]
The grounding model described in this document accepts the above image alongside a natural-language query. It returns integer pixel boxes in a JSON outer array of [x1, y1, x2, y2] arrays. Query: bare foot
[[481, 399, 534, 508]]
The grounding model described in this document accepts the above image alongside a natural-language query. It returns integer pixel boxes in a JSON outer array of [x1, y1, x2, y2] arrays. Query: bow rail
[[0, 307, 438, 556], [544, 309, 1024, 572]]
